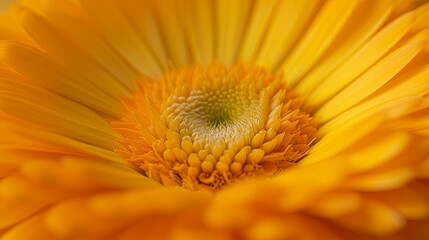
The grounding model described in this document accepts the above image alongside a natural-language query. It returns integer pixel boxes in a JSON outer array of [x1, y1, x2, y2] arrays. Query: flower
[[1, 0, 429, 239]]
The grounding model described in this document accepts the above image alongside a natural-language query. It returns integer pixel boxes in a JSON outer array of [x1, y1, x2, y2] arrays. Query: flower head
[[1, 0, 429, 239], [114, 63, 316, 190]]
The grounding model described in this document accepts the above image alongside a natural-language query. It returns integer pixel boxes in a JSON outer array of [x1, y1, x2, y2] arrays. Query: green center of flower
[[167, 80, 264, 147], [113, 63, 317, 191], [197, 89, 247, 127]]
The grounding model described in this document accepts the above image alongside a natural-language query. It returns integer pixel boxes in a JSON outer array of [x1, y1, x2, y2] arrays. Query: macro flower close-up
[[1, 0, 429, 239]]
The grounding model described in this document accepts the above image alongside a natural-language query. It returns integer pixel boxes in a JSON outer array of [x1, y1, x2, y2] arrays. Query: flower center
[[113, 63, 317, 191]]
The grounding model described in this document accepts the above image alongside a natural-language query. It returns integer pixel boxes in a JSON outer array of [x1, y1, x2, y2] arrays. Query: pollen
[[112, 63, 317, 191]]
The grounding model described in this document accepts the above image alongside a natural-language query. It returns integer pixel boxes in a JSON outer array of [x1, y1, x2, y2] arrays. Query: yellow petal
[[214, 0, 251, 65], [319, 63, 429, 135], [171, 223, 233, 240], [45, 197, 132, 239], [316, 34, 426, 123], [280, 0, 359, 85], [0, 164, 15, 177], [245, 215, 342, 240], [238, 0, 277, 63], [344, 168, 415, 191], [307, 192, 362, 218], [388, 107, 429, 135], [112, 0, 169, 70], [346, 132, 410, 173], [335, 200, 405, 236], [115, 216, 178, 240], [0, 122, 121, 163], [15, 3, 135, 95], [89, 188, 211, 217], [0, 41, 122, 118], [413, 2, 429, 32], [307, 11, 415, 106], [417, 155, 429, 178], [151, 0, 192, 67], [176, 0, 214, 66], [372, 186, 429, 219], [255, 0, 321, 68], [275, 160, 347, 212], [0, 174, 66, 201], [0, 199, 46, 230], [0, 120, 71, 159], [1, 214, 57, 240], [20, 160, 102, 190], [297, 0, 395, 94], [60, 157, 160, 189], [78, 0, 163, 78], [302, 113, 384, 165], [0, 72, 121, 149]]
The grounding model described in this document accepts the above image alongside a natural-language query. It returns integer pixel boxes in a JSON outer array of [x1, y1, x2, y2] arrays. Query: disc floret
[[113, 63, 317, 191]]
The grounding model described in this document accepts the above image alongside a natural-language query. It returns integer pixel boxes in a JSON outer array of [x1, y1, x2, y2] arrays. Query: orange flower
[[1, 0, 429, 239]]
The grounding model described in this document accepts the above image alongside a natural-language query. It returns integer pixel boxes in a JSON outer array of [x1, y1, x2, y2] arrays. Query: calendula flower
[[1, 0, 429, 239]]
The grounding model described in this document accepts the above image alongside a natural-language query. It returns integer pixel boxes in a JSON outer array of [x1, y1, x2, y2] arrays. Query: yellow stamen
[[113, 63, 317, 191]]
